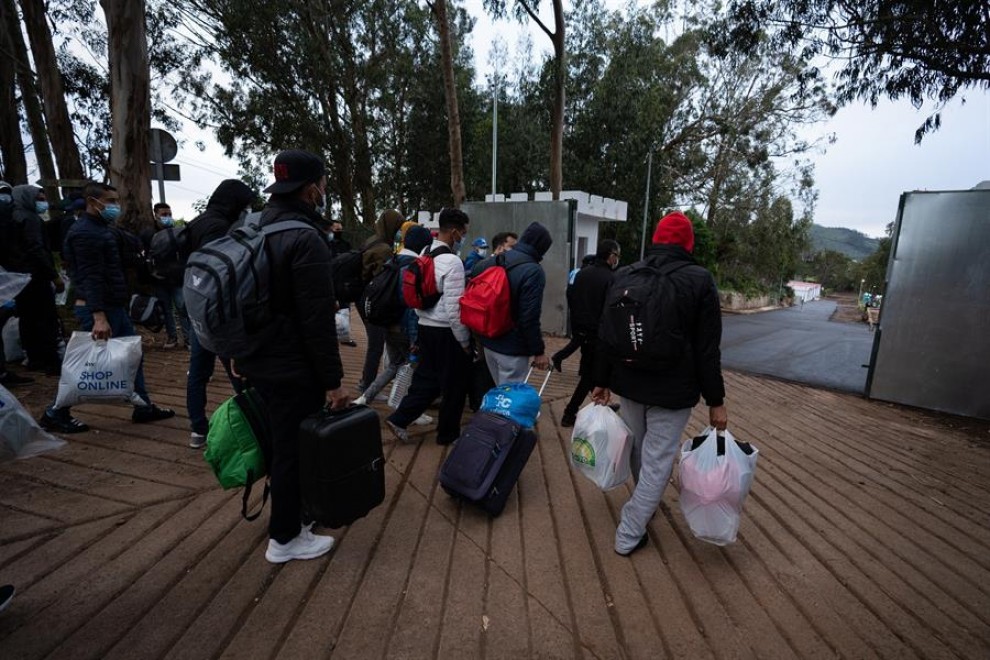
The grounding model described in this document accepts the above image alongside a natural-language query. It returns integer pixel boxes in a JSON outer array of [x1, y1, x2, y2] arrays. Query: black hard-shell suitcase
[[298, 404, 385, 528], [439, 369, 551, 516]]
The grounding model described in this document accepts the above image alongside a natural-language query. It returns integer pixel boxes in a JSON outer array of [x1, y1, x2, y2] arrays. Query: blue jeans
[[154, 283, 189, 341], [186, 329, 242, 434], [49, 306, 150, 413]]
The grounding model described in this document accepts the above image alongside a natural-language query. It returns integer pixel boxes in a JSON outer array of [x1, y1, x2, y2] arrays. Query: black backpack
[[128, 294, 166, 333], [598, 259, 692, 369], [329, 238, 388, 305], [358, 255, 409, 326], [148, 225, 190, 285]]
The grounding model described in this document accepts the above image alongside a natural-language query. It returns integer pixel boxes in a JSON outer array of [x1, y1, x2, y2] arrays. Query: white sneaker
[[189, 432, 206, 449], [386, 420, 410, 443], [353, 394, 367, 406], [412, 414, 433, 426], [265, 528, 335, 564]]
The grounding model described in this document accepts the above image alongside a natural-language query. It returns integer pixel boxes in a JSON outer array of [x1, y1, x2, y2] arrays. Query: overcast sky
[[153, 1, 989, 240]]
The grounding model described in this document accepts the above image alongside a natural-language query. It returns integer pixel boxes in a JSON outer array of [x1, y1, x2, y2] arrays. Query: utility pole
[[491, 62, 498, 199], [639, 147, 653, 260]]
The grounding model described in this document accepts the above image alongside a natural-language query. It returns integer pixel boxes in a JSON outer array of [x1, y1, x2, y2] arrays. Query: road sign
[[150, 163, 181, 181], [149, 128, 178, 163]]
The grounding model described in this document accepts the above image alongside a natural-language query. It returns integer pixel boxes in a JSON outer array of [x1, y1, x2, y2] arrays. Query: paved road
[[721, 300, 874, 393]]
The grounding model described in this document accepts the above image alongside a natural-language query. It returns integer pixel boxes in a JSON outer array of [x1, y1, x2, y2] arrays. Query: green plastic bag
[[204, 388, 271, 520]]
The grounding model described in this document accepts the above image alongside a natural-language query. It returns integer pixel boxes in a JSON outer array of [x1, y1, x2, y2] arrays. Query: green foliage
[[856, 222, 893, 296], [723, 0, 990, 142], [809, 224, 880, 260]]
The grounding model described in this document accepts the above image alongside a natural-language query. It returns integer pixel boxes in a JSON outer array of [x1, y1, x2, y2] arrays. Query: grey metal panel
[[461, 201, 575, 336], [867, 190, 990, 419]]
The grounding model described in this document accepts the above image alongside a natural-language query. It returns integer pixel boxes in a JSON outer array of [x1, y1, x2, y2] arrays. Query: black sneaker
[[132, 404, 175, 424], [0, 584, 14, 613], [0, 371, 34, 386], [39, 412, 89, 434], [561, 411, 577, 428], [340, 340, 358, 347]]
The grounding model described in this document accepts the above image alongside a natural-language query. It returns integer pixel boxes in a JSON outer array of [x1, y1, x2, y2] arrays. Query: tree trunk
[[433, 0, 465, 207], [2, 0, 58, 203], [101, 0, 152, 234], [0, 0, 27, 183], [549, 0, 565, 200], [19, 0, 85, 183]]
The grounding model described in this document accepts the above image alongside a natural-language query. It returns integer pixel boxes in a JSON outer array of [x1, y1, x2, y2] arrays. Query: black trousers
[[253, 381, 325, 545], [15, 276, 60, 368], [387, 324, 470, 443], [360, 319, 387, 389], [564, 341, 597, 417]]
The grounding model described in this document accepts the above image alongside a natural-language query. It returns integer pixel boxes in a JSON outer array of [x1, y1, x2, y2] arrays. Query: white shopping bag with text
[[55, 331, 145, 408], [570, 403, 634, 490]]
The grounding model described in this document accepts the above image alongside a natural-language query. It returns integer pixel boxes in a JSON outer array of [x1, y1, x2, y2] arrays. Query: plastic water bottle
[[388, 355, 417, 408]]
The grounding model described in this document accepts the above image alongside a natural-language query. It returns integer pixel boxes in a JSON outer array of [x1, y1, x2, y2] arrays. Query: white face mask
[[477, 248, 488, 257]]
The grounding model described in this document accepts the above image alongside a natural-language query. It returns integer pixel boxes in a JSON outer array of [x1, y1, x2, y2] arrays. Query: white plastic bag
[[570, 403, 634, 490], [0, 384, 65, 461], [0, 267, 31, 306], [335, 307, 351, 341], [54, 331, 145, 408], [678, 427, 759, 546], [3, 316, 23, 362]]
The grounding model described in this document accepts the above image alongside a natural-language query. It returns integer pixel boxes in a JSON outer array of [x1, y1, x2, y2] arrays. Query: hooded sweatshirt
[[470, 222, 553, 356], [362, 209, 405, 281], [186, 179, 256, 251], [8, 184, 56, 280]]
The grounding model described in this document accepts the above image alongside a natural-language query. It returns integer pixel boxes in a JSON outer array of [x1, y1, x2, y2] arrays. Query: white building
[[788, 280, 823, 302]]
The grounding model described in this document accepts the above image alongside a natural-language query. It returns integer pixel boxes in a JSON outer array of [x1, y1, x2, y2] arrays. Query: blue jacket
[[470, 242, 546, 356], [63, 212, 129, 312]]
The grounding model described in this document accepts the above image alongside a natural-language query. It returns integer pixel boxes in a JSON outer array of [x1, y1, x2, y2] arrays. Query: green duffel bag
[[204, 388, 271, 520]]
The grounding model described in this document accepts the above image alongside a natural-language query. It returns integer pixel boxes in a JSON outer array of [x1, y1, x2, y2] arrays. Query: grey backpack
[[184, 218, 312, 358]]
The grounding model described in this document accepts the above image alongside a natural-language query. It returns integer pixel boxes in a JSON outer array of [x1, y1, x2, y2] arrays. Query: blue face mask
[[100, 204, 121, 223], [36, 201, 49, 214], [160, 215, 174, 227], [0, 193, 11, 205]]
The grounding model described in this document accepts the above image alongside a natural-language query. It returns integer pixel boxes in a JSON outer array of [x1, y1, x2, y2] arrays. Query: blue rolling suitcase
[[439, 370, 551, 516]]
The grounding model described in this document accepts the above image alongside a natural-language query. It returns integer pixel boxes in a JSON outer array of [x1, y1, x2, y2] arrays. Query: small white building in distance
[[788, 280, 823, 303]]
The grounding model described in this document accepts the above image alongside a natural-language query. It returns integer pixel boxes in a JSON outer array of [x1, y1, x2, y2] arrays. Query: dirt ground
[[827, 291, 867, 324]]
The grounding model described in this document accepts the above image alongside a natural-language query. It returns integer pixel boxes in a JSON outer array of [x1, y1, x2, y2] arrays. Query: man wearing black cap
[[470, 221, 554, 384], [232, 149, 350, 564]]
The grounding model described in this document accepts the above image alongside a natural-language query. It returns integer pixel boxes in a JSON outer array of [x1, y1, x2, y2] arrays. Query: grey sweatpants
[[614, 398, 693, 554], [485, 349, 530, 385]]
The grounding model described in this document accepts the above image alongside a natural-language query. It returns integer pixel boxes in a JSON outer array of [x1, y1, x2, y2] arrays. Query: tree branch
[[517, 0, 554, 41]]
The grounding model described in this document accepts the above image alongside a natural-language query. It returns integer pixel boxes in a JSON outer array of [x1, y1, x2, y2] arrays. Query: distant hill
[[809, 225, 880, 260]]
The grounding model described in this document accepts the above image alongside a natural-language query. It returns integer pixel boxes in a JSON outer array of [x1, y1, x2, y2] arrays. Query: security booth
[[865, 188, 990, 420], [459, 192, 628, 337]]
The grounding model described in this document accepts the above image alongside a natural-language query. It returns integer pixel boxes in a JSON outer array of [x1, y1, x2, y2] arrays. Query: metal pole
[[491, 66, 498, 200], [639, 147, 653, 260], [152, 130, 166, 204]]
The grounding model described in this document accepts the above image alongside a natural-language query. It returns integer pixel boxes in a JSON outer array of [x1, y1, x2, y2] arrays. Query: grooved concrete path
[[2, 319, 989, 659]]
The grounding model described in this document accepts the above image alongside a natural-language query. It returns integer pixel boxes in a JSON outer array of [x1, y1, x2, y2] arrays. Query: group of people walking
[[1, 148, 728, 563]]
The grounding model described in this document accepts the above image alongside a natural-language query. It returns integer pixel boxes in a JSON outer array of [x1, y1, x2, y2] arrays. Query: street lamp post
[[858, 278, 865, 308]]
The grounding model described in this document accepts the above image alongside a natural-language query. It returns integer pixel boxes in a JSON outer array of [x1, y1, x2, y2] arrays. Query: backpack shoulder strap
[[429, 244, 452, 258], [260, 219, 314, 236]]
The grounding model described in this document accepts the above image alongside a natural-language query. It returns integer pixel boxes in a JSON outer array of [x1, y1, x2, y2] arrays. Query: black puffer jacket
[[63, 212, 129, 312], [8, 184, 57, 280], [234, 197, 344, 392], [186, 179, 255, 251], [567, 258, 614, 338], [595, 244, 725, 409]]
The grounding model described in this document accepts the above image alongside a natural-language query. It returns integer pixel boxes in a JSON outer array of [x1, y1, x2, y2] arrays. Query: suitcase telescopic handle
[[524, 367, 553, 397]]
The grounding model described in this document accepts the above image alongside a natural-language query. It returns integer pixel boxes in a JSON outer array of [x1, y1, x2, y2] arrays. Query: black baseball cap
[[263, 149, 327, 194]]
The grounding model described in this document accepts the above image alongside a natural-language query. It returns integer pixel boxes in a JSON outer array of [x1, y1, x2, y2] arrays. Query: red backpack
[[402, 245, 452, 309], [460, 255, 517, 338]]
